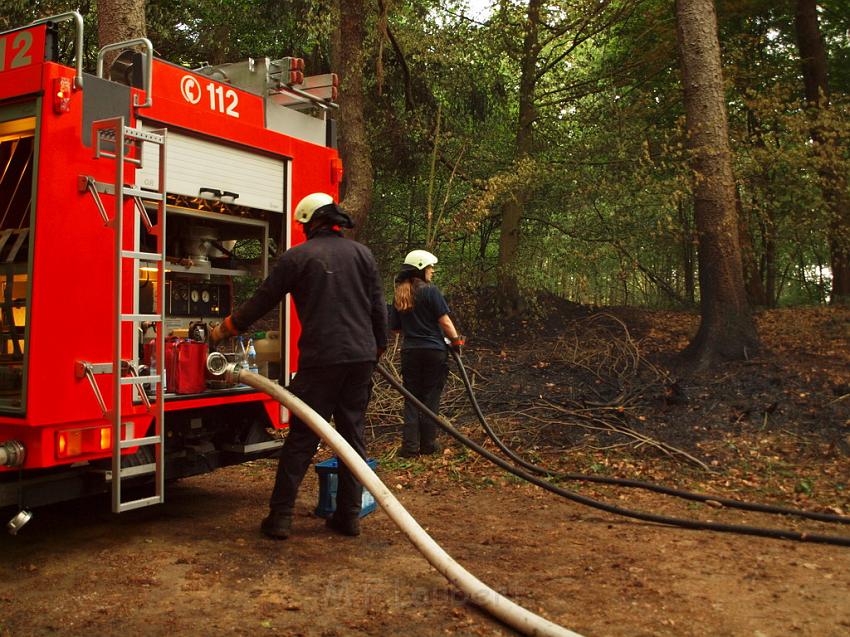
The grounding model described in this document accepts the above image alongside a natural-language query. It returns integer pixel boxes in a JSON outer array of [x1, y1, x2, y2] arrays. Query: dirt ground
[[2, 306, 850, 636]]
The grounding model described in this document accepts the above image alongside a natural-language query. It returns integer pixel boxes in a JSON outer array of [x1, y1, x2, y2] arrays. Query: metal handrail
[[273, 84, 339, 110], [29, 10, 84, 89], [96, 38, 154, 108]]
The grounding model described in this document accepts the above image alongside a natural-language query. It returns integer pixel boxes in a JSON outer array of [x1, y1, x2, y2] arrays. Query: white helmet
[[404, 249, 438, 270], [294, 192, 334, 224]]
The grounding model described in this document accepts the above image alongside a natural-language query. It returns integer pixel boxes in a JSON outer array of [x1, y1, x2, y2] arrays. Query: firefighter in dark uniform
[[389, 249, 463, 457], [211, 192, 388, 539]]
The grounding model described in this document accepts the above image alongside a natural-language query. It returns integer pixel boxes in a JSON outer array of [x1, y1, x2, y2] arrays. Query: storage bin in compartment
[[314, 457, 378, 518]]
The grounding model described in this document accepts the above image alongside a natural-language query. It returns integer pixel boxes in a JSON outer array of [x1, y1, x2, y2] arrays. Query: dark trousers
[[400, 348, 448, 453], [270, 361, 374, 518]]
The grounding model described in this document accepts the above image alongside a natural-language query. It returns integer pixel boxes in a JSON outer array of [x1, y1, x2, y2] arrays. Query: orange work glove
[[210, 316, 238, 346], [448, 335, 465, 354]]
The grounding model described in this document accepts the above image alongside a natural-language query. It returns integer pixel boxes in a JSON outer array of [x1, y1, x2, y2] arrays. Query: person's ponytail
[[394, 279, 415, 312]]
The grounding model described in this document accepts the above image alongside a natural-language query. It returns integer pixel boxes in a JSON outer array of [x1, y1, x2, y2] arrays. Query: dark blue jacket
[[233, 230, 388, 368]]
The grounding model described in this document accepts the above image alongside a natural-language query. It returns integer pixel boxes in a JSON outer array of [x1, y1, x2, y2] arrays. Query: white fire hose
[[235, 369, 581, 637]]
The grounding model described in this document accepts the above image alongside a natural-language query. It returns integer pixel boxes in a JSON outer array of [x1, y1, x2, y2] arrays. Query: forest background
[[2, 0, 849, 368], [3, 6, 850, 634]]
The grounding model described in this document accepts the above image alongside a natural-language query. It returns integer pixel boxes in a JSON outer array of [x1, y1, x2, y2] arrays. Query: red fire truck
[[0, 11, 343, 530]]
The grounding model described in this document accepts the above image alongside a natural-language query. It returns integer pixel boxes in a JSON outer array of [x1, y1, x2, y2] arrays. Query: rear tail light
[[55, 426, 113, 459], [56, 430, 82, 458], [98, 427, 112, 451]]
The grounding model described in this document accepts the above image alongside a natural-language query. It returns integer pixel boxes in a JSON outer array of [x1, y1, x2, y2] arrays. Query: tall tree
[[494, 0, 641, 308], [97, 0, 145, 52], [675, 0, 759, 365], [793, 0, 850, 304], [332, 0, 373, 239], [497, 0, 542, 311]]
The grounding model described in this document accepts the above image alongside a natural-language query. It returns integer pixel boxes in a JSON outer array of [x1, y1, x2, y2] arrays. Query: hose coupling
[[206, 352, 242, 386], [0, 440, 25, 467]]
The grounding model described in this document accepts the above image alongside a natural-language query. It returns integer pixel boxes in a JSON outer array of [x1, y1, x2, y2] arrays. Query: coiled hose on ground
[[448, 348, 850, 527], [375, 363, 850, 547], [236, 368, 581, 637]]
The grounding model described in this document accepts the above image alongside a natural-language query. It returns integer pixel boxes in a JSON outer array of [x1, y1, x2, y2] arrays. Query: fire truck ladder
[[79, 117, 167, 513]]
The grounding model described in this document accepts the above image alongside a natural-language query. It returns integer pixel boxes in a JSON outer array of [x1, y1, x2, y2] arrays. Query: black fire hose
[[448, 348, 850, 527], [376, 363, 850, 547]]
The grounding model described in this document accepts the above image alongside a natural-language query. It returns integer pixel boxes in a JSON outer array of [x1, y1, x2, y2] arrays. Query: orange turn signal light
[[99, 427, 112, 451], [55, 426, 113, 459], [56, 430, 82, 458]]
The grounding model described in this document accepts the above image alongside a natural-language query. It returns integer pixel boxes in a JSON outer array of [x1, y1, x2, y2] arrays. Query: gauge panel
[[188, 283, 229, 317], [168, 281, 190, 315], [168, 281, 229, 317]]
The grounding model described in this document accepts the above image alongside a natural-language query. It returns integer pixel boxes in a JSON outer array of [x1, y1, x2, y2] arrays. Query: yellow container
[[253, 331, 281, 363]]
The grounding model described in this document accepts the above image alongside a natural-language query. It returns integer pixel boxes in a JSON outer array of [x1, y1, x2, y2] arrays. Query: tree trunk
[[737, 185, 767, 306], [764, 223, 777, 305], [675, 0, 759, 366], [744, 105, 778, 308], [497, 0, 541, 312], [97, 0, 146, 67], [793, 0, 850, 304], [332, 0, 374, 239], [794, 0, 829, 109], [678, 200, 696, 304]]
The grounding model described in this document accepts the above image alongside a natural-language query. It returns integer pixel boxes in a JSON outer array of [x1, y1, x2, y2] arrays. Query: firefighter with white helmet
[[293, 192, 335, 224], [389, 249, 463, 457], [403, 249, 439, 270], [212, 192, 388, 539]]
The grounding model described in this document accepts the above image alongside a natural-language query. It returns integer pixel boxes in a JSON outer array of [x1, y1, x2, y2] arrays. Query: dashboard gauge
[[201, 290, 210, 303], [180, 288, 189, 301], [190, 289, 199, 303]]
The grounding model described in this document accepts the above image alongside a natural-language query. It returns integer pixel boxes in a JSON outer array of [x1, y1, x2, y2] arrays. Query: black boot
[[260, 512, 293, 539], [325, 513, 361, 537], [419, 442, 442, 455]]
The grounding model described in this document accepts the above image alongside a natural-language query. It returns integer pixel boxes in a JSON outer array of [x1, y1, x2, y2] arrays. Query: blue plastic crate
[[314, 457, 378, 519]]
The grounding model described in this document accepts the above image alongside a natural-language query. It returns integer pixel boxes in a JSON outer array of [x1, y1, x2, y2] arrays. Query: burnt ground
[[2, 305, 850, 636]]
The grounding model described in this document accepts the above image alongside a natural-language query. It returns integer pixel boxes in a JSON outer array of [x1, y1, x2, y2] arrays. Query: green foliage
[[4, 0, 849, 309], [231, 239, 264, 306], [146, 0, 334, 68], [795, 477, 814, 496], [365, 0, 850, 308]]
